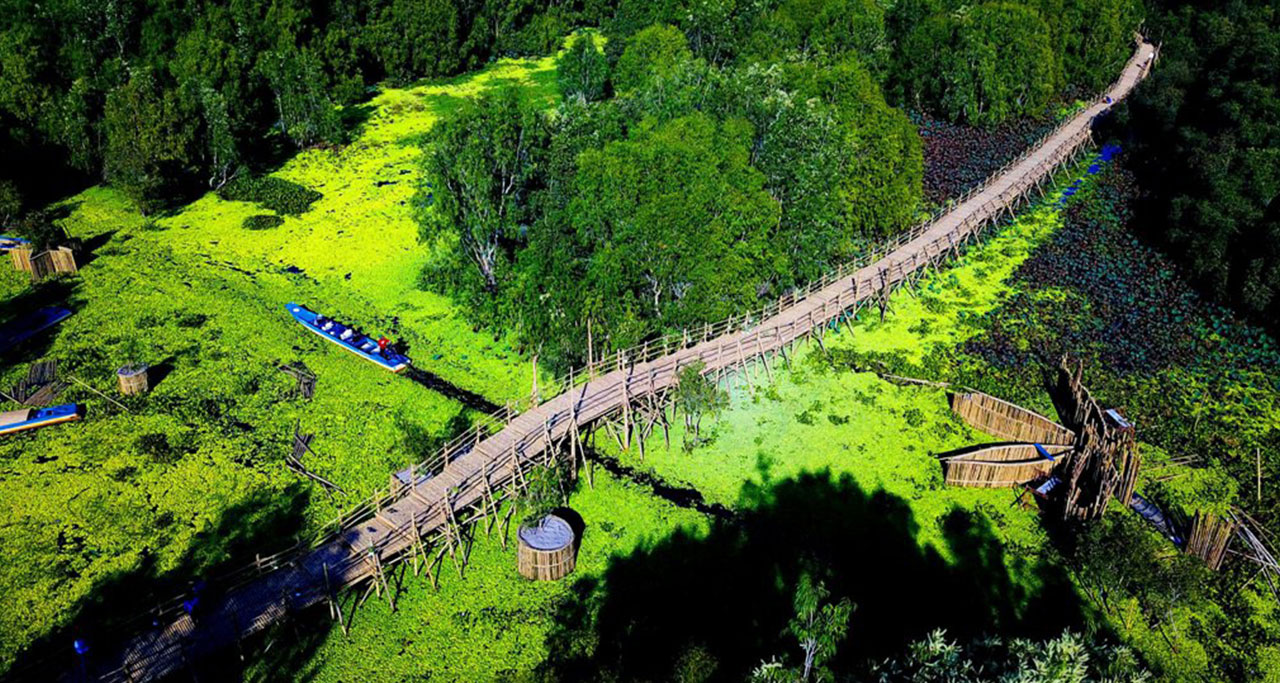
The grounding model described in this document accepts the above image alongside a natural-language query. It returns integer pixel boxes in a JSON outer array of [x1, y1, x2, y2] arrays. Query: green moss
[[269, 470, 707, 682], [242, 214, 284, 230], [0, 53, 562, 670]]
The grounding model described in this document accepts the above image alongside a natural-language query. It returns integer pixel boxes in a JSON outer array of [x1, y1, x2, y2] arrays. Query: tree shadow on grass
[[6, 484, 313, 681], [0, 279, 82, 367], [539, 471, 1084, 681]]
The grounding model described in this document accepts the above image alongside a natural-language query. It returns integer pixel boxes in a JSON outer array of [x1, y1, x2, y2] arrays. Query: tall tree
[[613, 23, 693, 93], [896, 2, 1059, 126], [557, 32, 609, 102], [1125, 0, 1280, 327], [257, 45, 341, 148], [419, 87, 549, 305], [102, 69, 194, 211], [752, 573, 855, 683], [673, 360, 729, 450], [200, 86, 239, 189]]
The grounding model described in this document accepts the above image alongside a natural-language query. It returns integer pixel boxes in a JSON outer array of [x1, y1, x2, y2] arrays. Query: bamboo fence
[[949, 391, 1076, 445], [1186, 511, 1235, 570], [939, 443, 1070, 487]]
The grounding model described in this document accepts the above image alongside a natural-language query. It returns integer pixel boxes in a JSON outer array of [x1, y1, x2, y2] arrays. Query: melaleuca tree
[[743, 0, 888, 75], [199, 86, 239, 190], [1125, 0, 1280, 328], [897, 2, 1059, 126], [1051, 0, 1144, 92], [613, 23, 693, 93], [791, 58, 923, 239], [870, 629, 1151, 682], [557, 33, 609, 102], [673, 361, 729, 451], [560, 113, 778, 344], [102, 69, 195, 212], [256, 45, 341, 148], [417, 87, 550, 314], [373, 0, 462, 85], [0, 180, 19, 224], [752, 573, 855, 683]]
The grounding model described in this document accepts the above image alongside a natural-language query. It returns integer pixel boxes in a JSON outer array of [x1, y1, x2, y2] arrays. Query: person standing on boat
[[377, 336, 391, 355]]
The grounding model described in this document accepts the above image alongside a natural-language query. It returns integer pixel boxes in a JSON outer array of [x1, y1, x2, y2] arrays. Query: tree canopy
[[1123, 0, 1280, 329]]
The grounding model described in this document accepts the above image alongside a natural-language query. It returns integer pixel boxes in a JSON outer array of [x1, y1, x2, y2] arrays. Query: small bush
[[219, 175, 322, 215], [175, 312, 209, 328], [136, 433, 180, 464], [243, 214, 284, 230]]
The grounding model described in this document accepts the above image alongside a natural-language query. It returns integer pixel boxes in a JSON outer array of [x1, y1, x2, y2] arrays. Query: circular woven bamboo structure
[[117, 364, 150, 395], [516, 514, 576, 581]]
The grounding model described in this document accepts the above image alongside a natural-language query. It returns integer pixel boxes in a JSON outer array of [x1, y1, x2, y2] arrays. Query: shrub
[[136, 433, 180, 464], [219, 175, 322, 216], [557, 33, 609, 102], [242, 214, 285, 230]]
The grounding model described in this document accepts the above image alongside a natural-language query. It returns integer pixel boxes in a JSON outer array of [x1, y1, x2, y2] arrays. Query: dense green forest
[[5, 0, 1280, 680], [8, 1, 1272, 344], [414, 0, 1141, 366], [0, 0, 592, 213], [0, 0, 1140, 219], [1122, 0, 1280, 329]]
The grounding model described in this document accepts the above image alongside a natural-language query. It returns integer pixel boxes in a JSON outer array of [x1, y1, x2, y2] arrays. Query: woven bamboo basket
[[517, 514, 576, 581], [117, 364, 150, 395]]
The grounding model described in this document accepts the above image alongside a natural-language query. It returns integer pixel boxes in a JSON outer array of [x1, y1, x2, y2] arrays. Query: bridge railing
[[244, 61, 1119, 571], [75, 45, 1153, 673]]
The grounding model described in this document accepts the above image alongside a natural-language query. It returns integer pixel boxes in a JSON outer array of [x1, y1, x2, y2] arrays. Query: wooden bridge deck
[[71, 39, 1155, 683]]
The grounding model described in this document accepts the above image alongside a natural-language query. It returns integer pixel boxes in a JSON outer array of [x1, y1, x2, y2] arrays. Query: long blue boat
[[0, 403, 82, 437], [0, 235, 30, 252], [0, 306, 72, 355], [286, 303, 411, 373]]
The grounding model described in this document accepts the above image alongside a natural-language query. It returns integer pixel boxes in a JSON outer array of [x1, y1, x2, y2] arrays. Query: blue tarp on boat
[[0, 403, 82, 436], [0, 307, 72, 354], [0, 235, 30, 252], [1130, 492, 1185, 547]]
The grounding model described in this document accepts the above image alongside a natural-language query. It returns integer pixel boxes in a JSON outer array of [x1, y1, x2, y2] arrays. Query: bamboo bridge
[[55, 38, 1157, 683]]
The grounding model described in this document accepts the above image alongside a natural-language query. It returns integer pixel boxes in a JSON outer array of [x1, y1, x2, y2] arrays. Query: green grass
[[0, 53, 561, 670], [266, 470, 708, 682], [597, 186, 1076, 563]]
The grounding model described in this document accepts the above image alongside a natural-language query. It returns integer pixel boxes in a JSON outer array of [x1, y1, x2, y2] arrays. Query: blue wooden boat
[[0, 403, 82, 437], [0, 307, 72, 354], [286, 303, 410, 373], [0, 235, 30, 252]]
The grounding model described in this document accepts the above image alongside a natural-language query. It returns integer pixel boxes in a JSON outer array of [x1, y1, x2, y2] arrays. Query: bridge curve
[[72, 38, 1157, 683]]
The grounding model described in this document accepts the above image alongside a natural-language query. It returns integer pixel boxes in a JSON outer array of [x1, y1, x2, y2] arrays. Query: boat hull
[[286, 303, 410, 373], [0, 404, 82, 436]]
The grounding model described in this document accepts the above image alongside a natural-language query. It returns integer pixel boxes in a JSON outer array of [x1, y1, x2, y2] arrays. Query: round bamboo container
[[117, 364, 150, 395], [516, 514, 576, 581]]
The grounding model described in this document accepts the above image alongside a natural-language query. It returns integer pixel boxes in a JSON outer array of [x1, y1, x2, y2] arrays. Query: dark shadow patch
[[539, 471, 1085, 681], [146, 358, 175, 391], [7, 483, 313, 681], [550, 506, 587, 553], [74, 229, 118, 267], [584, 445, 733, 520], [402, 366, 500, 414], [0, 279, 82, 364]]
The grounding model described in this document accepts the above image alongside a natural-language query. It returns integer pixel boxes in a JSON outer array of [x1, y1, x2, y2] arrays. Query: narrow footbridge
[[67, 39, 1157, 683]]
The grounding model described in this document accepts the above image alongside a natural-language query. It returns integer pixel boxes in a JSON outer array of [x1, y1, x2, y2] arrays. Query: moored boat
[[286, 303, 410, 373], [0, 403, 82, 436], [0, 235, 30, 252], [0, 306, 73, 355]]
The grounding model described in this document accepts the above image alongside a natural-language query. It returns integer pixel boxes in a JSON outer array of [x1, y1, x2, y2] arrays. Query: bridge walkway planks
[[83, 39, 1156, 683]]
